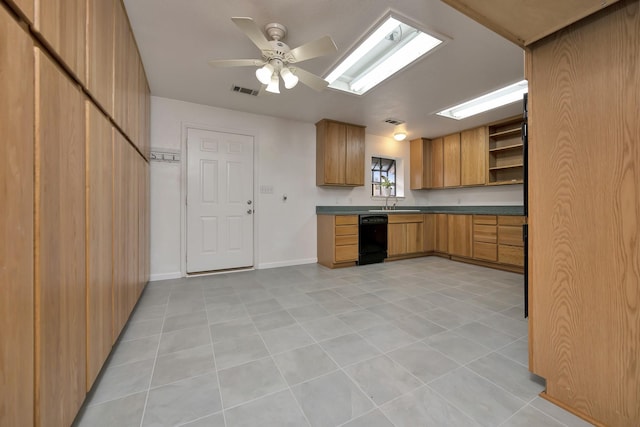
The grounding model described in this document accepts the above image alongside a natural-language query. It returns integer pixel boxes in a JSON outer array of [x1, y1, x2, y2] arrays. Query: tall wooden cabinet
[[35, 48, 87, 427], [0, 1, 151, 425], [316, 119, 365, 186], [527, 2, 640, 425], [0, 7, 34, 427], [86, 102, 114, 390]]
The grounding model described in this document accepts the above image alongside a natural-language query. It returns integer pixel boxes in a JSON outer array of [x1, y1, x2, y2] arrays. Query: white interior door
[[186, 128, 254, 273]]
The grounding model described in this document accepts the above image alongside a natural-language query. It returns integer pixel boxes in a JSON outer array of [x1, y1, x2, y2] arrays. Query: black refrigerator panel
[[522, 93, 529, 318]]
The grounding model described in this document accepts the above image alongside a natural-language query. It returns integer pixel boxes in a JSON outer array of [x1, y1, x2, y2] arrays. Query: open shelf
[[489, 127, 521, 138], [489, 163, 524, 171], [488, 116, 524, 185], [489, 143, 523, 152]]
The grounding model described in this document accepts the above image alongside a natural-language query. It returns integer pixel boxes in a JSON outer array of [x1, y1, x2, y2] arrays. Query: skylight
[[437, 80, 529, 120], [325, 15, 443, 95]]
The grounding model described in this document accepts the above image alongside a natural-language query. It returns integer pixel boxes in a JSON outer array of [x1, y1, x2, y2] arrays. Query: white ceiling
[[123, 0, 525, 139]]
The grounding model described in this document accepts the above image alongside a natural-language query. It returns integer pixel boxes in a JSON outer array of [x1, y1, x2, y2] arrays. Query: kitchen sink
[[368, 209, 421, 213]]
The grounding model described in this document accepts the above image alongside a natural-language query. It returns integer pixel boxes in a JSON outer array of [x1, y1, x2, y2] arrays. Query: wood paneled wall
[[0, 1, 150, 426], [528, 1, 640, 425], [0, 5, 34, 426]]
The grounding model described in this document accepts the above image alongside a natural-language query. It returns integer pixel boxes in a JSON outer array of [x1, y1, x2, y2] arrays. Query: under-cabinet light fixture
[[325, 14, 444, 95], [437, 80, 529, 120]]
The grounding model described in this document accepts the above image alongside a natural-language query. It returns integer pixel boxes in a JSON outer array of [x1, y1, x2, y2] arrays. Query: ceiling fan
[[208, 17, 338, 94]]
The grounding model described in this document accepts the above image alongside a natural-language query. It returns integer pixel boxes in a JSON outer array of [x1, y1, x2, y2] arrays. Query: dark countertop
[[316, 205, 525, 216]]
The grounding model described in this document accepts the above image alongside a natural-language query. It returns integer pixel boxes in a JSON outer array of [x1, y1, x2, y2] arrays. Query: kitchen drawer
[[473, 224, 497, 243], [388, 214, 423, 224], [473, 215, 497, 225], [335, 215, 358, 225], [335, 244, 358, 262], [498, 215, 525, 226], [498, 225, 523, 246], [335, 234, 358, 246], [474, 242, 497, 261], [335, 225, 358, 236], [499, 244, 524, 266]]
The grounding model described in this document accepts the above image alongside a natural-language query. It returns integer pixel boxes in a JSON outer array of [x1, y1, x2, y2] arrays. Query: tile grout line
[[137, 291, 171, 427], [203, 286, 229, 427]]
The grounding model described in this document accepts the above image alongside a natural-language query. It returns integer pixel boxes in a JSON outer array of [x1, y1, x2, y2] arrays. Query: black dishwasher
[[358, 215, 388, 265]]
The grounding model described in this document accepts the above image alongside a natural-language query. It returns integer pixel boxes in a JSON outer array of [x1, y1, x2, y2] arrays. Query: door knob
[[247, 209, 253, 214], [247, 200, 252, 205]]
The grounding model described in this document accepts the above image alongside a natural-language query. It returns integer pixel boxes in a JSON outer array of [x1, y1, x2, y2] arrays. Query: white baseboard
[[149, 271, 182, 281], [257, 258, 318, 270]]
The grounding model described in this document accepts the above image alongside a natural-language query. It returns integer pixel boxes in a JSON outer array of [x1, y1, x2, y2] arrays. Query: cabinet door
[[406, 222, 424, 254], [323, 121, 347, 184], [113, 0, 129, 134], [35, 48, 86, 427], [113, 130, 130, 338], [86, 102, 113, 390], [443, 133, 461, 187], [410, 138, 432, 189], [431, 137, 444, 188], [86, 0, 114, 115], [435, 214, 448, 252], [388, 223, 406, 256], [34, 0, 86, 83], [0, 9, 34, 427], [447, 215, 473, 257], [345, 125, 365, 185], [423, 214, 436, 252], [461, 127, 487, 186]]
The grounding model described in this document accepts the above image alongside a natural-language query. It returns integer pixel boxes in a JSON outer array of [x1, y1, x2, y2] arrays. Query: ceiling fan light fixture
[[256, 63, 274, 85], [265, 74, 280, 94], [280, 67, 299, 89]]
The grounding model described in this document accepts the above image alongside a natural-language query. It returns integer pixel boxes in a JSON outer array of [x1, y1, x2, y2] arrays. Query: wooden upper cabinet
[[9, 0, 34, 23], [460, 126, 488, 186], [0, 8, 34, 427], [345, 123, 365, 186], [34, 0, 86, 84], [113, 0, 129, 134], [85, 102, 114, 391], [35, 48, 86, 427], [86, 0, 114, 116], [316, 119, 365, 186], [441, 0, 620, 47], [443, 133, 461, 187], [431, 137, 444, 188], [447, 214, 473, 258]]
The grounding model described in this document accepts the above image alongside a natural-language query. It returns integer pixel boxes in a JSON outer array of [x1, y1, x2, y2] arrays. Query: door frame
[[180, 122, 259, 277]]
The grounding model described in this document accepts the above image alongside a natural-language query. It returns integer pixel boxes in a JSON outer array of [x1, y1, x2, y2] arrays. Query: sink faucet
[[392, 198, 398, 210]]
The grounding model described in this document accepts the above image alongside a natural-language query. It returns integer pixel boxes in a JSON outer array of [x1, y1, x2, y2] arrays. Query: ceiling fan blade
[[292, 67, 329, 92], [208, 59, 264, 68], [288, 36, 337, 63], [231, 17, 271, 51]]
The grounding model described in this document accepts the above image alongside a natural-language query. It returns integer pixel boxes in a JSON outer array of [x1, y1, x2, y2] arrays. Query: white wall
[[149, 96, 523, 279]]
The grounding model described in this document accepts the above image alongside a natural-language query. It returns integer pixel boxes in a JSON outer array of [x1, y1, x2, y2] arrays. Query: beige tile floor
[[73, 257, 592, 427]]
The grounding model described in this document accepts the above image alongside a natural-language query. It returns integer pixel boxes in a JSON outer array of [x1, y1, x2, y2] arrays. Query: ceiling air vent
[[384, 118, 405, 125], [231, 85, 260, 96]]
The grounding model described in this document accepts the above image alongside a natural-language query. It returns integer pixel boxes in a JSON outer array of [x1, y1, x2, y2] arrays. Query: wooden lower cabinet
[[447, 214, 473, 258], [473, 215, 497, 262], [0, 8, 35, 427], [317, 215, 359, 267], [387, 215, 424, 257], [86, 102, 114, 390], [435, 214, 448, 253], [423, 214, 436, 252], [35, 48, 87, 427], [498, 215, 525, 267]]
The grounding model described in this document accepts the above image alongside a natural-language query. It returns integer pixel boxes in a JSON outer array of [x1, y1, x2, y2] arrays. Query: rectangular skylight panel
[[437, 80, 528, 120], [325, 15, 443, 95]]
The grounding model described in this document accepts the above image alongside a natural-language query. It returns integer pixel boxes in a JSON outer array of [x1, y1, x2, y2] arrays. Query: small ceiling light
[[393, 131, 407, 141], [325, 13, 444, 95], [256, 63, 274, 85], [280, 67, 299, 89], [437, 80, 528, 120], [265, 74, 280, 94]]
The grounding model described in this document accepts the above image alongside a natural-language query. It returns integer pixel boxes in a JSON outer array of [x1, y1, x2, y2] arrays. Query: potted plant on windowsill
[[380, 176, 393, 197]]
